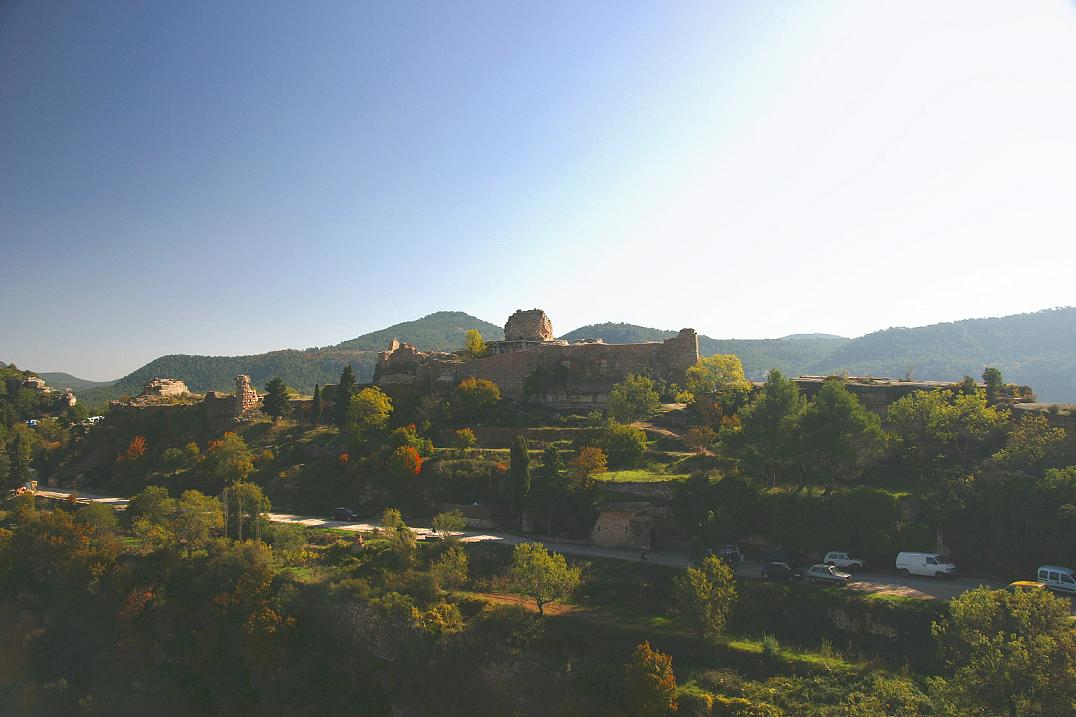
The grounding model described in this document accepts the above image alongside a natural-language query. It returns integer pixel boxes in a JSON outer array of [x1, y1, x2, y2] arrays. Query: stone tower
[[234, 375, 260, 415], [504, 309, 554, 342]]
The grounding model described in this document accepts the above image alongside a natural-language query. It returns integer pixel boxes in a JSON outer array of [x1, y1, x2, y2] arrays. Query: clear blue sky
[[2, 1, 1075, 380]]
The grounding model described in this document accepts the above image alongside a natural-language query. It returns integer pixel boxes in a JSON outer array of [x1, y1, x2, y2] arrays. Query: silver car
[[806, 563, 852, 585]]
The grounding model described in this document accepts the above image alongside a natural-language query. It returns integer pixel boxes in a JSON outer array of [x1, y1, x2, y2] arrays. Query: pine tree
[[262, 377, 292, 422], [335, 365, 358, 426], [311, 384, 322, 425]]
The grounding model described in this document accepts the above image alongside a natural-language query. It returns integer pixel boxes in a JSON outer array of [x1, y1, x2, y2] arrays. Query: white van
[[1036, 565, 1076, 595], [895, 552, 957, 578]]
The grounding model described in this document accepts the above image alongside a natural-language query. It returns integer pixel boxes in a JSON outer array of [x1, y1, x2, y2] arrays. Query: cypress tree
[[509, 434, 531, 528], [335, 365, 358, 426], [312, 384, 322, 425]]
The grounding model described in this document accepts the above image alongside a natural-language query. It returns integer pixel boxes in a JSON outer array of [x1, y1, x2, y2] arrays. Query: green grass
[[594, 469, 689, 483]]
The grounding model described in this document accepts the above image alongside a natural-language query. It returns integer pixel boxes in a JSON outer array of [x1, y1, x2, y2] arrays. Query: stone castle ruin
[[374, 308, 699, 407]]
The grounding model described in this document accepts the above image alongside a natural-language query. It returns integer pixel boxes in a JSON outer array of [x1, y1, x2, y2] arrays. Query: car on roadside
[[761, 561, 803, 581], [330, 507, 360, 522], [806, 564, 852, 585], [823, 551, 866, 572], [1036, 565, 1076, 595], [895, 552, 957, 579], [714, 544, 744, 566]]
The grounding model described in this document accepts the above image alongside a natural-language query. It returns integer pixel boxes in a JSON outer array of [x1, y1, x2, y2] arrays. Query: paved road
[[36, 490, 1074, 610]]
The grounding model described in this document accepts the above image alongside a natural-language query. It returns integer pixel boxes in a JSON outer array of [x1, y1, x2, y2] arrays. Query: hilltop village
[[2, 310, 1074, 715]]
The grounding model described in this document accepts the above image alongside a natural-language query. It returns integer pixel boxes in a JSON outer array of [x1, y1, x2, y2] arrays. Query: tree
[[311, 383, 322, 425], [683, 426, 716, 454], [931, 587, 1076, 717], [453, 378, 501, 422], [347, 387, 393, 439], [992, 413, 1066, 471], [508, 542, 581, 615], [597, 420, 648, 468], [608, 374, 661, 423], [674, 555, 737, 643], [334, 365, 358, 426], [622, 642, 678, 717], [4, 424, 33, 490], [172, 490, 224, 557], [380, 508, 416, 566], [262, 377, 292, 422], [452, 427, 477, 454], [464, 329, 487, 359], [202, 432, 255, 486], [127, 485, 176, 525], [723, 369, 806, 486], [432, 509, 467, 543], [388, 444, 423, 479], [571, 446, 607, 480], [162, 447, 186, 474], [797, 378, 885, 485], [75, 502, 119, 536], [431, 544, 469, 589], [222, 480, 270, 541], [507, 434, 531, 526], [118, 435, 147, 463], [983, 367, 1004, 404], [684, 354, 752, 407]]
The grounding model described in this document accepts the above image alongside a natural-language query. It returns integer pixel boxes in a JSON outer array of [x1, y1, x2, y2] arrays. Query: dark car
[[714, 544, 744, 565], [761, 561, 803, 581], [331, 507, 360, 522], [760, 550, 796, 567]]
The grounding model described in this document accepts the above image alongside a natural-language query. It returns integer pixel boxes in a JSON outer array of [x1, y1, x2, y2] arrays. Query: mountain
[[806, 308, 1076, 401], [562, 308, 1076, 402], [79, 311, 501, 405], [561, 323, 849, 382], [37, 372, 116, 392], [333, 311, 503, 351]]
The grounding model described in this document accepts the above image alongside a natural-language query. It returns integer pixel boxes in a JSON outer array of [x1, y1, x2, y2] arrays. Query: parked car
[[823, 551, 866, 572], [761, 562, 803, 581], [714, 544, 744, 566], [760, 550, 796, 566], [330, 507, 360, 522], [806, 564, 852, 585], [895, 552, 957, 578], [1007, 580, 1049, 593], [1036, 565, 1076, 595]]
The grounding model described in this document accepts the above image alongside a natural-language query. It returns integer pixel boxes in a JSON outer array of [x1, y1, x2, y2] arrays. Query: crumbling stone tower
[[234, 375, 260, 415], [504, 309, 554, 342]]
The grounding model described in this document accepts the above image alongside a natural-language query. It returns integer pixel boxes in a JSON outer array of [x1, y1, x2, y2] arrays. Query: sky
[[2, 1, 1075, 381]]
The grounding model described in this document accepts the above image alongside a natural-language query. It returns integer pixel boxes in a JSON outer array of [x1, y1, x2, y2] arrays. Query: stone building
[[141, 377, 190, 397], [374, 309, 700, 408]]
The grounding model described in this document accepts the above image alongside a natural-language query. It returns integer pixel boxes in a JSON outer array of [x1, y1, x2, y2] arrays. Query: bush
[[596, 421, 647, 469]]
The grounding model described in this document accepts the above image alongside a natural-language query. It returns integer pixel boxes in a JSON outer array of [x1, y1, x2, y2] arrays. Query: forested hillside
[[78, 311, 502, 405], [565, 308, 1076, 401], [333, 311, 503, 351], [36, 372, 115, 392]]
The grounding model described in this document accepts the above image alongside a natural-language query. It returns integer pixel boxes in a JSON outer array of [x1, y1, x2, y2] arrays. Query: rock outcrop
[[504, 309, 555, 342]]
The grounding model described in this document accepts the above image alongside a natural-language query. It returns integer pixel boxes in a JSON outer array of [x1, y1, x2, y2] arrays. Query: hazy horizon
[[4, 1, 1076, 380]]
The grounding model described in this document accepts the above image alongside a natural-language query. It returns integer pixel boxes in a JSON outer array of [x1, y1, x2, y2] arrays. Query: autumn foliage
[[118, 435, 147, 463], [570, 446, 607, 480], [389, 445, 423, 479]]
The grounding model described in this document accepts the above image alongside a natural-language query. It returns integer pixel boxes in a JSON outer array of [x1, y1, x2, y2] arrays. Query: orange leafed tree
[[623, 641, 678, 716], [390, 445, 423, 479], [571, 446, 607, 480], [118, 435, 147, 463]]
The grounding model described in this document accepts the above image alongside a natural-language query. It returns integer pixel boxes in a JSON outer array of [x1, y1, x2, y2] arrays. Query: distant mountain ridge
[[72, 306, 1076, 406], [37, 372, 115, 392], [567, 308, 1076, 401]]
